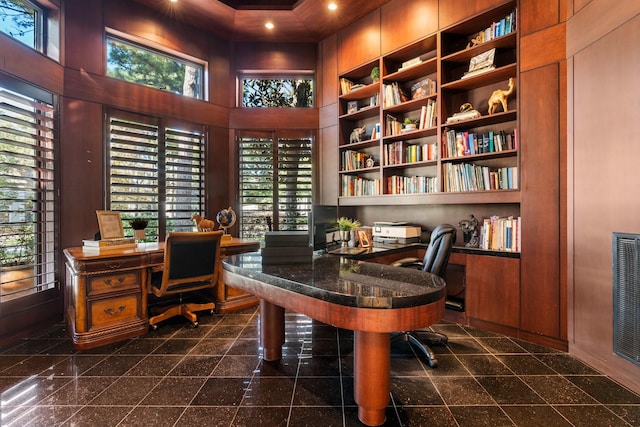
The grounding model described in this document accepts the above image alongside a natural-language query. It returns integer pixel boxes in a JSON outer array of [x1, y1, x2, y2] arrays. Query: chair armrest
[[391, 257, 423, 269]]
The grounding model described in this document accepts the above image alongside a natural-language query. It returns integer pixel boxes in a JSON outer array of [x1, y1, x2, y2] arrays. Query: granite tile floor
[[1, 307, 639, 426]]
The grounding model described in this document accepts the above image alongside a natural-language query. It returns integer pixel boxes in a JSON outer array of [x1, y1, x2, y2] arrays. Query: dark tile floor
[[1, 307, 640, 426]]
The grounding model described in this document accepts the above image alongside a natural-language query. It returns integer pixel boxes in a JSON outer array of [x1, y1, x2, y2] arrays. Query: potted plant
[[336, 217, 361, 247], [370, 66, 380, 83], [128, 218, 149, 241], [404, 117, 418, 130]]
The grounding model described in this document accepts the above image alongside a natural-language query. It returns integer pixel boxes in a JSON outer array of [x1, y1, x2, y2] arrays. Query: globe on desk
[[216, 207, 236, 240]]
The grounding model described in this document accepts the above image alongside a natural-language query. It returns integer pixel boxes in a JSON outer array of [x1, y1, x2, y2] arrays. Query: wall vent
[[613, 232, 640, 366]]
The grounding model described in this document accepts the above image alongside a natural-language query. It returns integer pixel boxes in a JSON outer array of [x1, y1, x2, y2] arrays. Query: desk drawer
[[88, 272, 139, 296], [89, 294, 141, 328]]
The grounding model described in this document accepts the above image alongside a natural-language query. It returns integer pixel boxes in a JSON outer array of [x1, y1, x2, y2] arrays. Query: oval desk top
[[222, 253, 445, 309]]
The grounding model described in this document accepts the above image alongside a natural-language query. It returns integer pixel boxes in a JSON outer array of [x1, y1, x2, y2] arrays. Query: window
[[241, 75, 313, 107], [0, 74, 57, 302], [106, 34, 205, 100], [107, 110, 206, 241], [237, 130, 313, 242], [0, 0, 43, 51]]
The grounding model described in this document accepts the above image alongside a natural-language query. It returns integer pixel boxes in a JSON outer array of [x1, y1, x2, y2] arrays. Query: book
[[83, 238, 135, 247], [411, 78, 433, 99], [82, 243, 138, 254]]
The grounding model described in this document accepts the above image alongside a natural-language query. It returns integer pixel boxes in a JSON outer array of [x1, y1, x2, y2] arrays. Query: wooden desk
[[223, 253, 445, 427], [64, 238, 259, 350]]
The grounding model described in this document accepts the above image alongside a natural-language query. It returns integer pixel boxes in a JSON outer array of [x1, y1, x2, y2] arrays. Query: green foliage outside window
[[106, 36, 204, 100], [242, 78, 313, 108]]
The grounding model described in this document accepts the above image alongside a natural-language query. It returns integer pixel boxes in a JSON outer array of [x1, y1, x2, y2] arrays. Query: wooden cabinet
[[214, 238, 260, 313], [466, 253, 520, 332], [64, 248, 160, 350]]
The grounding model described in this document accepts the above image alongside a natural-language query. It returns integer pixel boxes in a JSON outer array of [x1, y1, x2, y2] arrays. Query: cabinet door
[[466, 254, 519, 328]]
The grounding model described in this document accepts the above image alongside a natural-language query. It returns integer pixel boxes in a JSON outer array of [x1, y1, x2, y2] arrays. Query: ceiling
[[131, 0, 392, 42]]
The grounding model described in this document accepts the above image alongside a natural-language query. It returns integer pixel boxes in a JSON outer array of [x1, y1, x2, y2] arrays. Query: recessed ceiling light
[[169, 0, 178, 3], [265, 22, 274, 30], [328, 3, 337, 11]]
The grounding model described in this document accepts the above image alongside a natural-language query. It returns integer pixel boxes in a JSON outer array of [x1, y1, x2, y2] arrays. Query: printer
[[372, 222, 421, 243]]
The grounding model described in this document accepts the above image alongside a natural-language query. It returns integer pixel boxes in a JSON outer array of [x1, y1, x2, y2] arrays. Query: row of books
[[383, 141, 437, 166], [341, 150, 374, 171], [341, 175, 381, 197], [472, 9, 516, 45], [340, 77, 356, 95], [386, 175, 438, 195], [82, 237, 137, 253], [419, 99, 437, 129], [442, 128, 517, 158], [443, 163, 518, 192], [383, 82, 409, 108], [479, 216, 520, 252]]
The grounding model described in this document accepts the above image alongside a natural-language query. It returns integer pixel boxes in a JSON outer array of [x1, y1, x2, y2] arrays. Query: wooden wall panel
[[519, 64, 561, 338], [0, 33, 63, 94], [229, 108, 318, 130], [319, 125, 339, 205], [209, 37, 232, 107], [520, 0, 561, 35], [568, 2, 640, 393], [320, 34, 338, 108], [208, 126, 231, 216], [380, 0, 438, 55], [64, 0, 104, 73], [337, 10, 381, 73], [438, 0, 506, 29], [59, 99, 105, 250], [520, 24, 566, 72], [233, 42, 317, 71], [63, 68, 229, 127]]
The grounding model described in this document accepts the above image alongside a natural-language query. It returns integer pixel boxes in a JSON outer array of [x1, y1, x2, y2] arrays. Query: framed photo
[[96, 210, 125, 240], [347, 101, 358, 114], [357, 227, 373, 248]]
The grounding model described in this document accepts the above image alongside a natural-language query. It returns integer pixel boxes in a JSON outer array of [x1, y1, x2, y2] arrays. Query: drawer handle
[[103, 277, 125, 286], [105, 262, 122, 269], [104, 306, 126, 315]]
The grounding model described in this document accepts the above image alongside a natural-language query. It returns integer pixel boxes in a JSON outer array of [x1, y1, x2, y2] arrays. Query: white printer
[[372, 222, 421, 243]]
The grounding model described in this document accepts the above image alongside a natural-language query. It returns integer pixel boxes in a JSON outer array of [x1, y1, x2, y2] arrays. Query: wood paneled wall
[[567, 0, 640, 395]]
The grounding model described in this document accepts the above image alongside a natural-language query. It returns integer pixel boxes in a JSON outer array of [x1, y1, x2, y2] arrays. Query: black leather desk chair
[[148, 231, 223, 329], [392, 223, 456, 367]]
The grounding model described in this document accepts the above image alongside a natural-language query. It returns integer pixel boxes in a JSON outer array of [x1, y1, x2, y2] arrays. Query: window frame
[[105, 28, 208, 101], [0, 72, 59, 306], [237, 72, 315, 108]]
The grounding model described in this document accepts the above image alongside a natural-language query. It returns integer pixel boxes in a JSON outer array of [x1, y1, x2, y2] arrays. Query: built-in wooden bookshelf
[[338, 0, 518, 208]]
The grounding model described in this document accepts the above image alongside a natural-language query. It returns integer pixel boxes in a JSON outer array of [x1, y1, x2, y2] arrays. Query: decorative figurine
[[458, 214, 479, 248], [488, 77, 515, 115], [192, 214, 214, 232], [349, 126, 366, 143]]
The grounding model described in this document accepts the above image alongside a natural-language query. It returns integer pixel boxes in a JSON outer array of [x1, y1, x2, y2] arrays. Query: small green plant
[[370, 66, 380, 82], [336, 217, 361, 231], [128, 218, 149, 230], [404, 117, 418, 125]]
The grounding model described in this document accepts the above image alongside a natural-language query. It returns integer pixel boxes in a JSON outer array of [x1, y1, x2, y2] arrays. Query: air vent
[[613, 232, 640, 366]]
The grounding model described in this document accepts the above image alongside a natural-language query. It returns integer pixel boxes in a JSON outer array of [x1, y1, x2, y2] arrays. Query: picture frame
[[347, 101, 358, 114], [357, 227, 373, 248], [96, 210, 125, 240]]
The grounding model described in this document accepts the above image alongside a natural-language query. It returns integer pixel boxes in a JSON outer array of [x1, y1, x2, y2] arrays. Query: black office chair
[[148, 231, 223, 329], [391, 224, 457, 367]]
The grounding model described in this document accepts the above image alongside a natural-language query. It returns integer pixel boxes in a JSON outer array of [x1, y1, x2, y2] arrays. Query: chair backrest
[[154, 231, 224, 297], [421, 224, 457, 277]]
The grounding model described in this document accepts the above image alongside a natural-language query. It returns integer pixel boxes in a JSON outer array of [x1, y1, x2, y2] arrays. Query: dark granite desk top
[[222, 253, 445, 309]]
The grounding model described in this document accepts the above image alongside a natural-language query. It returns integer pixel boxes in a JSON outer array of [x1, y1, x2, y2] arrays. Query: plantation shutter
[[107, 110, 205, 240], [165, 127, 206, 232], [0, 79, 57, 301], [237, 130, 313, 242]]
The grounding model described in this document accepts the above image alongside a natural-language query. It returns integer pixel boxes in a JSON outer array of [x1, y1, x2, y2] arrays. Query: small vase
[[133, 229, 145, 242]]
